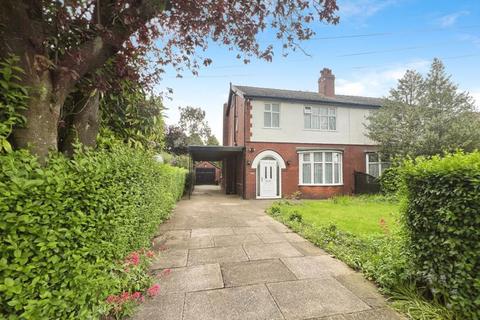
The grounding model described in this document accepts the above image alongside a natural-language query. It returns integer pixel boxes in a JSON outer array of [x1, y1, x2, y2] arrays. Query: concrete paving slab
[[154, 263, 223, 295], [159, 229, 191, 241], [232, 226, 276, 234], [258, 232, 307, 243], [222, 259, 296, 287], [267, 278, 371, 319], [335, 273, 387, 308], [213, 234, 262, 247], [290, 241, 329, 256], [150, 248, 188, 270], [281, 256, 354, 279], [244, 242, 303, 260], [342, 308, 404, 320], [183, 284, 284, 320], [191, 227, 234, 237], [131, 293, 184, 320], [164, 236, 214, 250], [188, 246, 248, 266]]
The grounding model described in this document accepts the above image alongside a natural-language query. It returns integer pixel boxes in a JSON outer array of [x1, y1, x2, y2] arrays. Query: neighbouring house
[[194, 161, 221, 185], [188, 68, 389, 199]]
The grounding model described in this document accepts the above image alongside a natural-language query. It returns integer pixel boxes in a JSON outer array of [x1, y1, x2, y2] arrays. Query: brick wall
[[243, 141, 377, 199]]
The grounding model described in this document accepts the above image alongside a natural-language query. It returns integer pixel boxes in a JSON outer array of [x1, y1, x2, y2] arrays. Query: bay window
[[299, 151, 343, 185]]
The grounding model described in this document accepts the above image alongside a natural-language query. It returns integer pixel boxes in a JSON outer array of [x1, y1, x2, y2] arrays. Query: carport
[[188, 145, 245, 198]]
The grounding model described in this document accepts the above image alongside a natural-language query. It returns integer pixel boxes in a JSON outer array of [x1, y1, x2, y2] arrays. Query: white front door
[[259, 160, 277, 198]]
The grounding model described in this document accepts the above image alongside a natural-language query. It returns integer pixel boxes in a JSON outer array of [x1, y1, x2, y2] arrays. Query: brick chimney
[[318, 68, 335, 97]]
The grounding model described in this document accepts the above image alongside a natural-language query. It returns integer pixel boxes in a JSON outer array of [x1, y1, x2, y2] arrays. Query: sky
[[156, 0, 480, 142]]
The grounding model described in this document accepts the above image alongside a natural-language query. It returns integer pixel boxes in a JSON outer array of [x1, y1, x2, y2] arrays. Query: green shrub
[[402, 151, 480, 319], [0, 56, 28, 153], [0, 144, 186, 319], [379, 166, 403, 195]]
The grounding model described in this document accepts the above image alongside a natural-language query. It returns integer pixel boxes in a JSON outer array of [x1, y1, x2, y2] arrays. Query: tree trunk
[[10, 61, 63, 161], [60, 90, 100, 156]]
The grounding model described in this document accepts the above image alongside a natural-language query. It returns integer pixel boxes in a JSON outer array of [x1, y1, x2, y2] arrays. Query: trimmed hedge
[[379, 166, 403, 195], [0, 145, 186, 319], [402, 152, 480, 319]]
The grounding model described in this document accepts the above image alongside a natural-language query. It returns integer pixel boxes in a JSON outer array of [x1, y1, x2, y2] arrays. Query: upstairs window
[[366, 153, 390, 178], [264, 103, 280, 128], [304, 106, 336, 130], [299, 151, 343, 185]]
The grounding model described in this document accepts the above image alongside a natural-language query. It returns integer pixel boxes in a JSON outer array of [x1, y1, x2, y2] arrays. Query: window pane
[[303, 153, 310, 162], [328, 108, 336, 115], [312, 107, 320, 115], [314, 163, 323, 184], [329, 116, 336, 130], [369, 164, 379, 178], [368, 153, 379, 162], [264, 104, 271, 111], [264, 112, 271, 127], [320, 116, 328, 130], [334, 163, 340, 183], [312, 114, 320, 129], [272, 104, 279, 112], [272, 113, 280, 127], [325, 163, 333, 183], [302, 163, 311, 184], [304, 113, 311, 128], [314, 152, 322, 162], [320, 107, 328, 116], [325, 152, 332, 162]]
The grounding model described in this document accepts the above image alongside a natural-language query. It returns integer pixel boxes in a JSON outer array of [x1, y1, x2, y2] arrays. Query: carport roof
[[188, 145, 244, 161]]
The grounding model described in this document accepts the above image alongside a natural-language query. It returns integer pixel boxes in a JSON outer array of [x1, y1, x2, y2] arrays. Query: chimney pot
[[318, 68, 335, 97]]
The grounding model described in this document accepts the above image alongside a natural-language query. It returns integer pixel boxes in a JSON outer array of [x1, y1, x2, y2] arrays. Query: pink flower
[[131, 291, 142, 301], [106, 295, 118, 304], [126, 252, 140, 266], [119, 291, 130, 303], [146, 250, 155, 258], [147, 284, 160, 297]]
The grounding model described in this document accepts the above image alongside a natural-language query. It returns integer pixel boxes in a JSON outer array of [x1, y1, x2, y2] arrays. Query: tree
[[366, 59, 480, 158], [0, 0, 339, 160], [165, 106, 219, 154]]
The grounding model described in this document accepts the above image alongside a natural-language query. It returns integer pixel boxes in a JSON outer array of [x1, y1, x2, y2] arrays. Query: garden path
[[133, 185, 403, 320]]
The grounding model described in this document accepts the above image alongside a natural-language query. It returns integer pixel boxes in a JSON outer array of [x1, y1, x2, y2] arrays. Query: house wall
[[244, 141, 377, 199], [223, 93, 248, 147], [249, 99, 375, 145]]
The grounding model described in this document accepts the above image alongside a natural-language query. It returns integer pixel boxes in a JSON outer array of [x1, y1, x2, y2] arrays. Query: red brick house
[[189, 68, 388, 199]]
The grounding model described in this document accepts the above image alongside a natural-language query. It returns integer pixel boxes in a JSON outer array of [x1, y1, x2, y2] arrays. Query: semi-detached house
[[189, 68, 390, 199]]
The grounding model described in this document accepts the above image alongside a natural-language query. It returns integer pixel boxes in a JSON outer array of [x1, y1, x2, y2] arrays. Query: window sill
[[303, 129, 337, 132], [263, 127, 281, 130], [298, 184, 343, 187]]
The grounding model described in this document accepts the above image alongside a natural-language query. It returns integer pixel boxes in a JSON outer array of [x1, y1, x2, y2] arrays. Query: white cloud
[[336, 60, 430, 97], [437, 10, 469, 27], [470, 90, 480, 110], [339, 0, 398, 19]]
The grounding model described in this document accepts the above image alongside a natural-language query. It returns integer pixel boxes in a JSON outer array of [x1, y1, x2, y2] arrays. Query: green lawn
[[276, 195, 400, 236]]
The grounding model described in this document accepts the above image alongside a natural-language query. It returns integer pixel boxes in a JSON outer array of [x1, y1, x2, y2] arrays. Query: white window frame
[[366, 153, 390, 178], [264, 103, 280, 128], [304, 106, 336, 131], [298, 150, 343, 186]]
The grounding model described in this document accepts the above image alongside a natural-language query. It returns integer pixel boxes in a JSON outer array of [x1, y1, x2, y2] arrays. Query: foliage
[[0, 56, 27, 153], [367, 59, 480, 158], [100, 81, 165, 150], [165, 106, 219, 155], [0, 144, 186, 319], [379, 166, 404, 196], [402, 151, 480, 319]]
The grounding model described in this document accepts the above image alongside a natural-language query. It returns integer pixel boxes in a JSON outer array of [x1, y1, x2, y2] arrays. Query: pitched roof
[[232, 85, 383, 108]]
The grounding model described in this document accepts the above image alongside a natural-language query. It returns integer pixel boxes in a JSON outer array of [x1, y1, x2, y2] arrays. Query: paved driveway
[[133, 185, 402, 320]]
